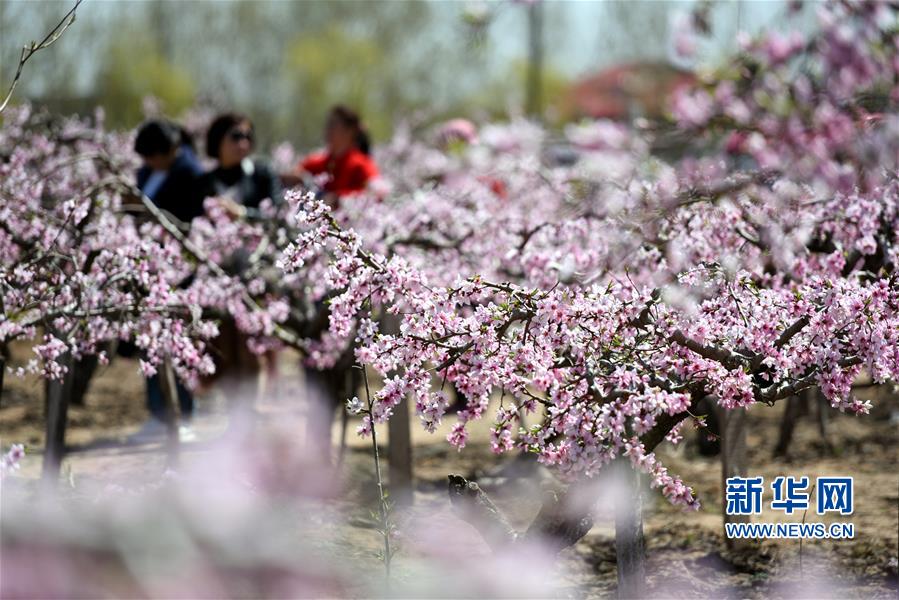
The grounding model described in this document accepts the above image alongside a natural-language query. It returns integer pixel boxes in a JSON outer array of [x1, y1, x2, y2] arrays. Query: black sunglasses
[[228, 129, 253, 142]]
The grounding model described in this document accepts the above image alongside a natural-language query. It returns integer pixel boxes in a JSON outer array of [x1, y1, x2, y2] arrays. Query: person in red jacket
[[290, 105, 379, 205]]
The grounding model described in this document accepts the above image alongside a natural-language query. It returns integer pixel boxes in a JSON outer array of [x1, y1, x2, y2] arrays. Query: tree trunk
[[379, 313, 413, 505], [336, 367, 358, 469], [68, 353, 99, 406], [42, 353, 74, 483], [815, 388, 832, 453], [158, 356, 181, 467], [721, 407, 750, 549], [773, 392, 808, 457], [614, 458, 646, 599], [302, 366, 342, 462], [447, 474, 593, 553], [0, 350, 6, 408], [525, 0, 544, 119], [695, 394, 722, 456], [388, 394, 413, 506], [444, 406, 697, 588]]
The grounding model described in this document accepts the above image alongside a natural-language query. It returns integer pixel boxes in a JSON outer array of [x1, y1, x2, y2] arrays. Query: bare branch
[[523, 486, 595, 553], [447, 474, 518, 551], [0, 0, 83, 114], [673, 169, 779, 209], [447, 474, 594, 555], [775, 315, 810, 349], [390, 230, 472, 252], [107, 174, 308, 352], [669, 329, 742, 369], [639, 392, 702, 451]]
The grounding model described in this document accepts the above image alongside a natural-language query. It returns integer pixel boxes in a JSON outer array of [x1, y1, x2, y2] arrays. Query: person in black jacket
[[199, 113, 282, 410], [200, 112, 282, 217], [135, 119, 205, 224], [131, 119, 204, 442]]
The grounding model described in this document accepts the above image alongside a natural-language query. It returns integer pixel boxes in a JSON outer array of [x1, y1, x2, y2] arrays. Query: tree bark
[[302, 365, 346, 463], [526, 485, 595, 552], [695, 394, 722, 456], [158, 356, 181, 467], [721, 406, 750, 549], [380, 313, 414, 505], [337, 367, 360, 469], [42, 353, 74, 483], [0, 350, 6, 408], [447, 474, 594, 553], [525, 0, 544, 118], [614, 457, 646, 599], [815, 389, 831, 452], [68, 353, 98, 406], [773, 392, 807, 457], [445, 399, 700, 592], [388, 394, 413, 506], [447, 474, 518, 550]]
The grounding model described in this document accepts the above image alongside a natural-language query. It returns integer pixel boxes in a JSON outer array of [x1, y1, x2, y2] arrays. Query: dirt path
[[1, 344, 897, 598]]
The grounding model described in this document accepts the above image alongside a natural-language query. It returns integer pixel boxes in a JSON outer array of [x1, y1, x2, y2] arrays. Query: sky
[[1, 0, 817, 91], [453, 0, 816, 77], [0, 0, 821, 145]]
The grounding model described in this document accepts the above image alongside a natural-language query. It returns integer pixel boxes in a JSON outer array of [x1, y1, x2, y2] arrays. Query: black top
[[199, 158, 282, 212], [136, 146, 205, 223]]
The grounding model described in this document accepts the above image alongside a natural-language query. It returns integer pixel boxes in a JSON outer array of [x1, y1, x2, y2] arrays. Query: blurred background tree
[[1, 0, 816, 151], [95, 32, 195, 126]]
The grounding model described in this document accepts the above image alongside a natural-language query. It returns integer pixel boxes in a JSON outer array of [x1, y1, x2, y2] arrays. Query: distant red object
[[569, 62, 697, 120], [301, 148, 379, 197], [479, 176, 507, 200]]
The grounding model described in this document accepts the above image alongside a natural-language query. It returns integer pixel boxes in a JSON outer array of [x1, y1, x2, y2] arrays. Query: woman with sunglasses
[[200, 113, 282, 410], [201, 112, 282, 218]]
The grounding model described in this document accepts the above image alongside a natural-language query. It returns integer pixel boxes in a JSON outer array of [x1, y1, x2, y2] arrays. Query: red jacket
[[301, 148, 379, 197]]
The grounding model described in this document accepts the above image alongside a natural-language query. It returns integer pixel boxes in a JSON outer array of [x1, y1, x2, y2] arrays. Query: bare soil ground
[[1, 341, 897, 599]]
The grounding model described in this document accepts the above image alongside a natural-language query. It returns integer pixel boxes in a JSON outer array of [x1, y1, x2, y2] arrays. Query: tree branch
[[111, 175, 307, 352], [775, 315, 810, 349], [669, 329, 742, 369], [0, 0, 83, 114], [447, 474, 518, 550], [447, 473, 595, 555], [523, 486, 595, 553]]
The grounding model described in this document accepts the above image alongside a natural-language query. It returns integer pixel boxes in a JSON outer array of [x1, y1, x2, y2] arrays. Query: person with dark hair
[[132, 119, 204, 442], [135, 119, 205, 223], [200, 112, 281, 217], [289, 105, 379, 203], [199, 113, 282, 410]]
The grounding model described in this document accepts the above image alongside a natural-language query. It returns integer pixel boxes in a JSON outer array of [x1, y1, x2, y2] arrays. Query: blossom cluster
[[0, 444, 26, 480], [2, 2, 896, 511], [277, 3, 899, 508], [0, 106, 216, 386]]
